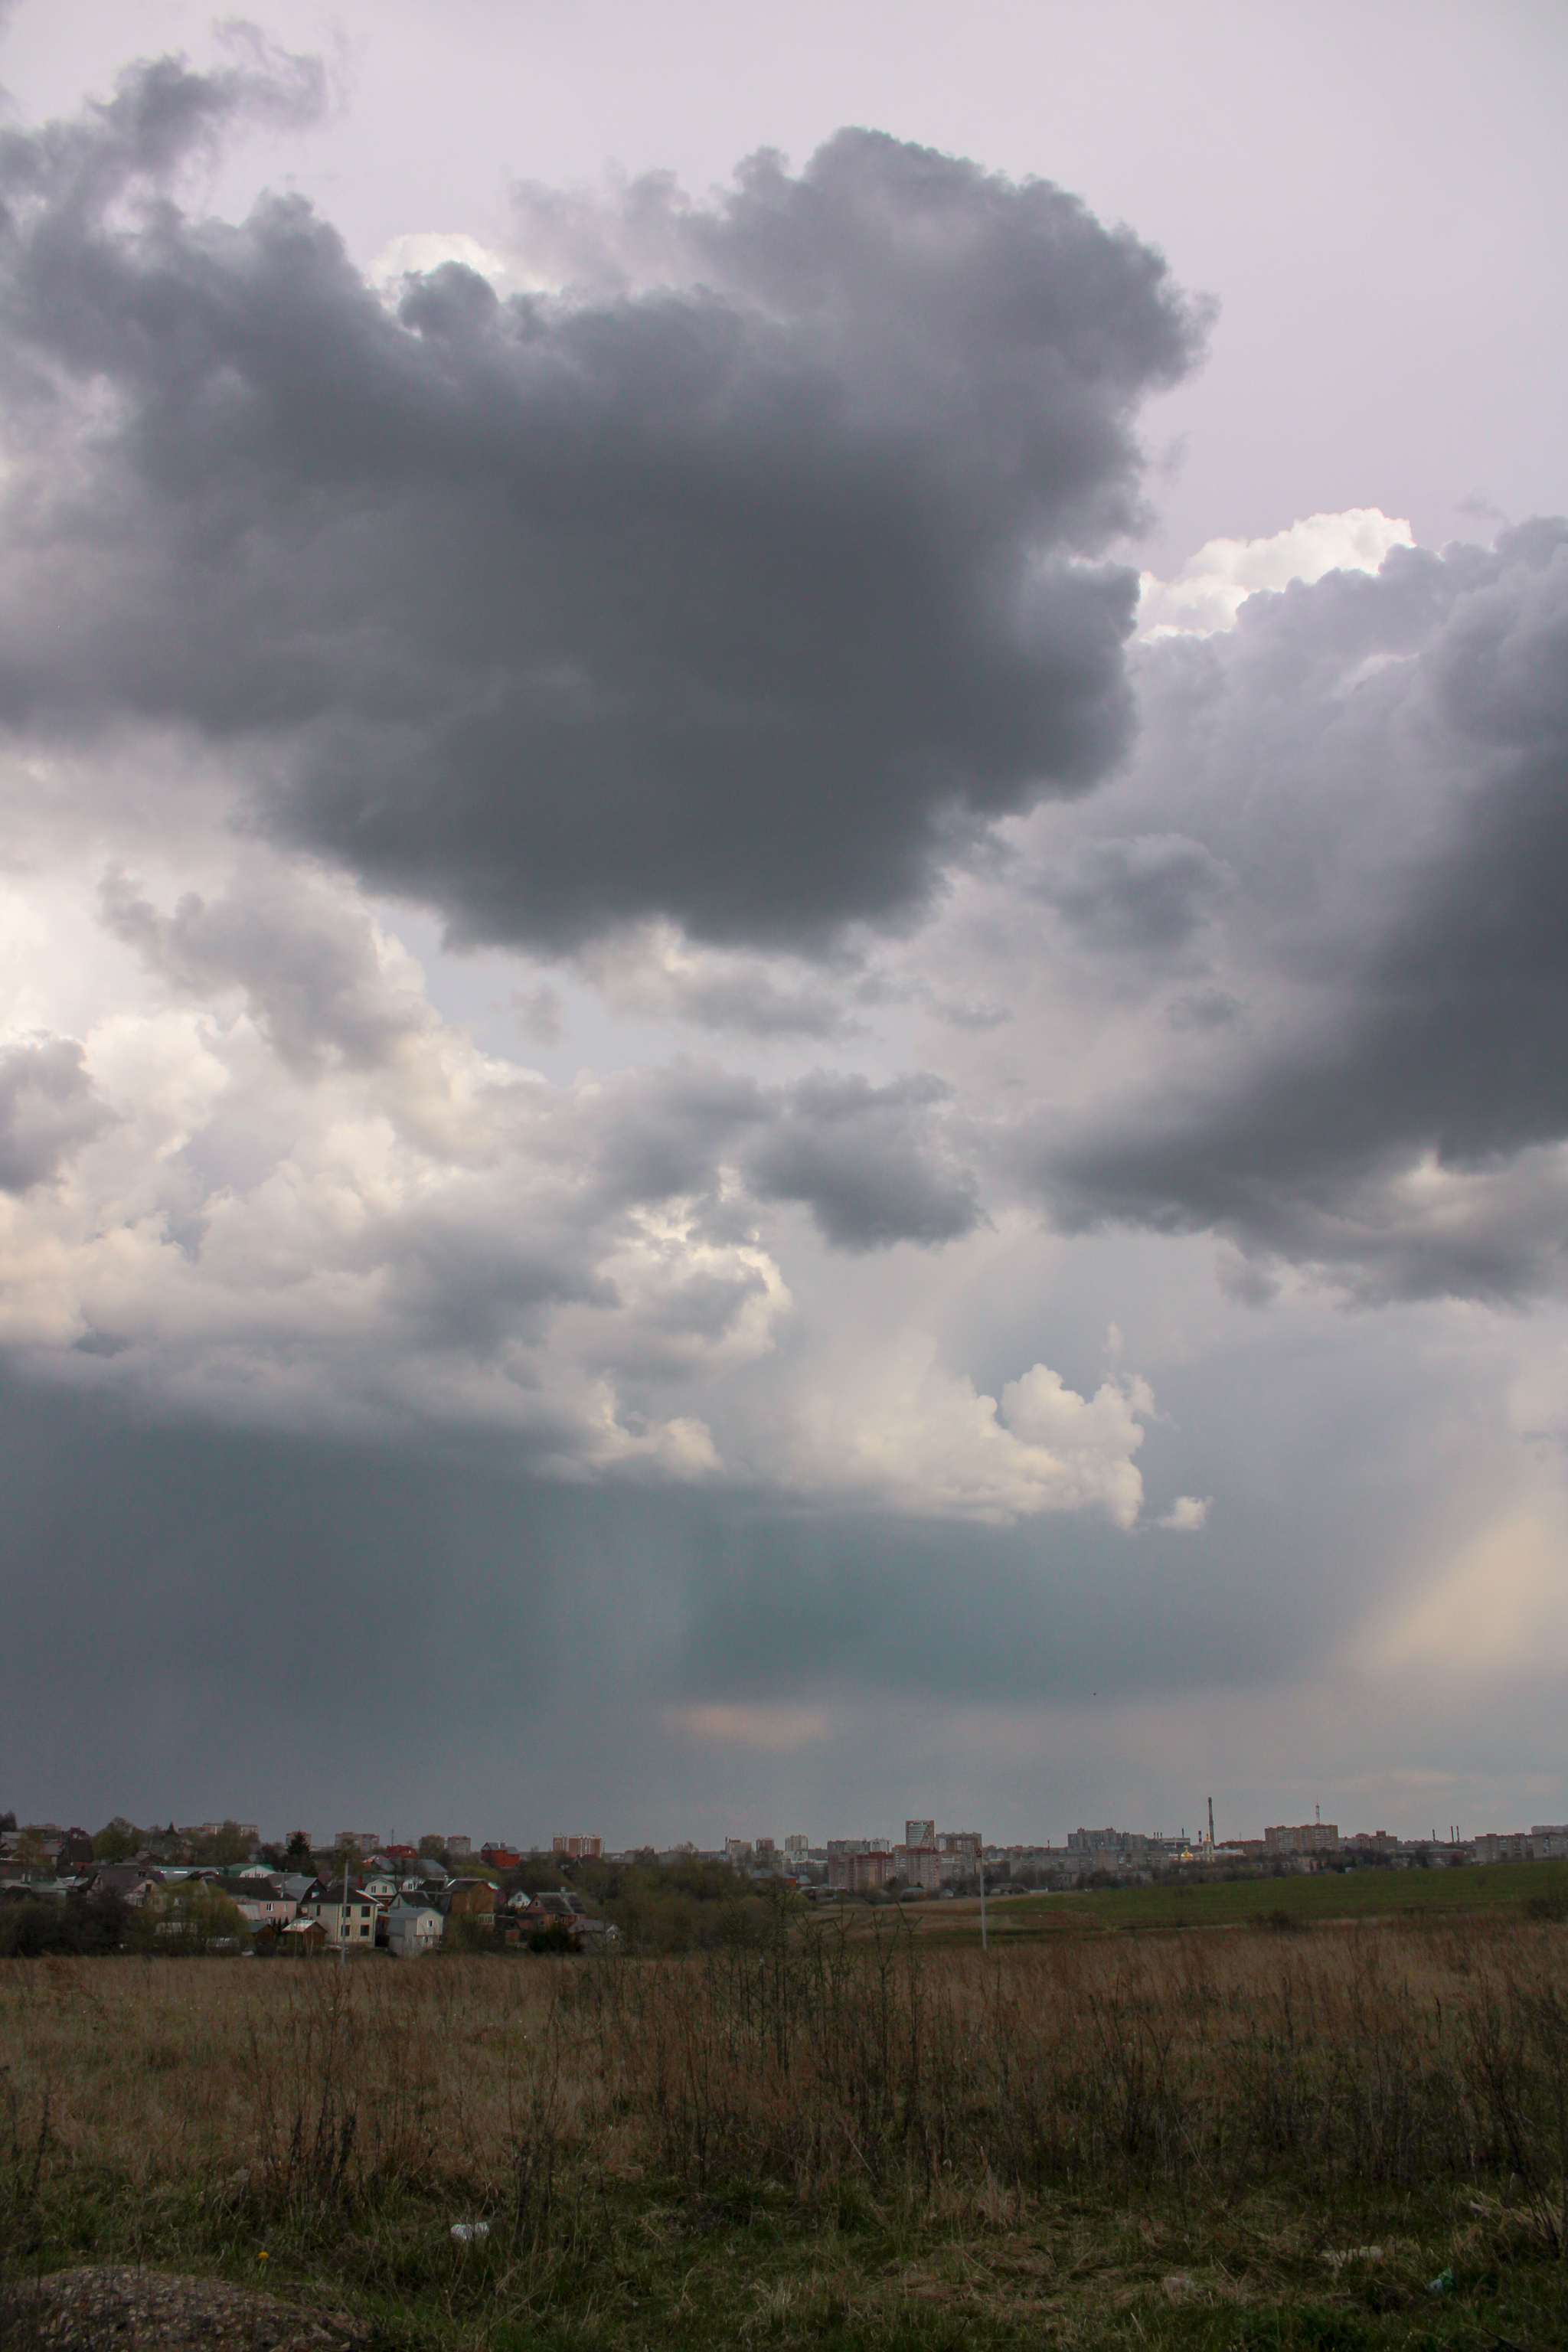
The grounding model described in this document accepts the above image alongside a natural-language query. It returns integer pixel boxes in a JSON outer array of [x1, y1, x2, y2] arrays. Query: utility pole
[[978, 1838, 988, 1955], [1207, 1796, 1215, 1854]]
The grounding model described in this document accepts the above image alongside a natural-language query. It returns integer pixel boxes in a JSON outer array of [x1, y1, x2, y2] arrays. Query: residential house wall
[[304, 1888, 379, 1948], [387, 1899, 443, 1957]]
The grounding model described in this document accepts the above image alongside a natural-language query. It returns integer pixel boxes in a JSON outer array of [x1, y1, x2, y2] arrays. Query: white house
[[386, 1896, 443, 1958], [303, 1883, 379, 1949]]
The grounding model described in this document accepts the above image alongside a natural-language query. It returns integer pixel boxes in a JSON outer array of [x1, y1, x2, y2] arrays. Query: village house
[[302, 1879, 379, 1949], [508, 1888, 618, 1944], [386, 1894, 443, 1957], [224, 1877, 299, 1932], [443, 1878, 498, 1919]]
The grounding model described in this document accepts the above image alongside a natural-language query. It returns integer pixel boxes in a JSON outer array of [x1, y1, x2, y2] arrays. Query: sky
[[1, 2, 1565, 1851]]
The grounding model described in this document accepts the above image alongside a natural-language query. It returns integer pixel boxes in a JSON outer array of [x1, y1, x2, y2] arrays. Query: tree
[[211, 1821, 251, 1864], [418, 1834, 447, 1861], [15, 1827, 51, 1878], [526, 1922, 581, 1955], [444, 1910, 496, 1955], [285, 1829, 314, 1867], [93, 1818, 141, 1863], [144, 1881, 248, 1955], [0, 1889, 127, 1958]]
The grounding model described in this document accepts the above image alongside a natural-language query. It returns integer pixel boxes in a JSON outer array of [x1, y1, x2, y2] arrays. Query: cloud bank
[[0, 39, 1565, 1840]]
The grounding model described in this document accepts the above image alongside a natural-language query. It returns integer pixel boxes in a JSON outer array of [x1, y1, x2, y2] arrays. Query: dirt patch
[[0, 2267, 368, 2351]]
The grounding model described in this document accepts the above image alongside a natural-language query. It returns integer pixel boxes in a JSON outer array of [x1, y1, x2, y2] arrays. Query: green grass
[[916, 1858, 1568, 1942], [6, 2160, 1566, 2350]]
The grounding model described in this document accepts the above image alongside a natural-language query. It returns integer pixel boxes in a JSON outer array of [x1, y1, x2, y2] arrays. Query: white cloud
[[368, 230, 514, 289], [1138, 507, 1414, 638], [0, 822, 1172, 1527], [784, 1334, 1150, 1525], [1158, 1494, 1211, 1530]]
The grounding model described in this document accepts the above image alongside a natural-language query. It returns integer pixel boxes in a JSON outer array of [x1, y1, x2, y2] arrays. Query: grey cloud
[[577, 1063, 769, 1217], [376, 1217, 612, 1356], [575, 935, 854, 1039], [746, 1072, 980, 1250], [566, 1060, 982, 1253], [1033, 522, 1568, 1298], [100, 870, 428, 1072], [662, 972, 849, 1040], [507, 1054, 981, 1260], [0, 1036, 111, 1190], [0, 43, 323, 240], [1037, 831, 1231, 955], [0, 68, 1204, 953]]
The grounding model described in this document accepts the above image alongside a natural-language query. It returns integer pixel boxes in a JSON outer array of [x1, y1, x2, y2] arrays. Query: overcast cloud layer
[[1, 21, 1565, 1845]]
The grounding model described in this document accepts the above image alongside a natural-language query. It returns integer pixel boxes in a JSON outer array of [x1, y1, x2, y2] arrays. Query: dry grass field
[[2, 1909, 1565, 2348]]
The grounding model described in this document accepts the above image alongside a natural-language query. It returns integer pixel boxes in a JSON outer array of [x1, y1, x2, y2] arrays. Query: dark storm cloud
[[0, 60, 1204, 952], [0, 1036, 111, 1190], [745, 1072, 980, 1249], [1034, 522, 1568, 1298], [0, 1296, 1473, 1837]]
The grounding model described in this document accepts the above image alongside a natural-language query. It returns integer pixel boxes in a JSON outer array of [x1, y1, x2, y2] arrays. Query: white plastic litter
[[450, 2221, 490, 2244]]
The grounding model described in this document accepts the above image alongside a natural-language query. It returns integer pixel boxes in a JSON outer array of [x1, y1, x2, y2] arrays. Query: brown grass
[[2, 1913, 1565, 2345], [4, 1913, 1566, 2216]]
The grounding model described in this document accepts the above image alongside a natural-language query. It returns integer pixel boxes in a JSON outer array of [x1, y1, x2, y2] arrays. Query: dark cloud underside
[[0, 60, 1204, 952]]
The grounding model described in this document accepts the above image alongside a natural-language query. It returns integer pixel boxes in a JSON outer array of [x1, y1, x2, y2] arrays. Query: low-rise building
[[224, 1876, 299, 1932], [386, 1896, 443, 1957], [445, 1878, 498, 1918], [302, 1880, 379, 1949], [86, 1863, 159, 1907]]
